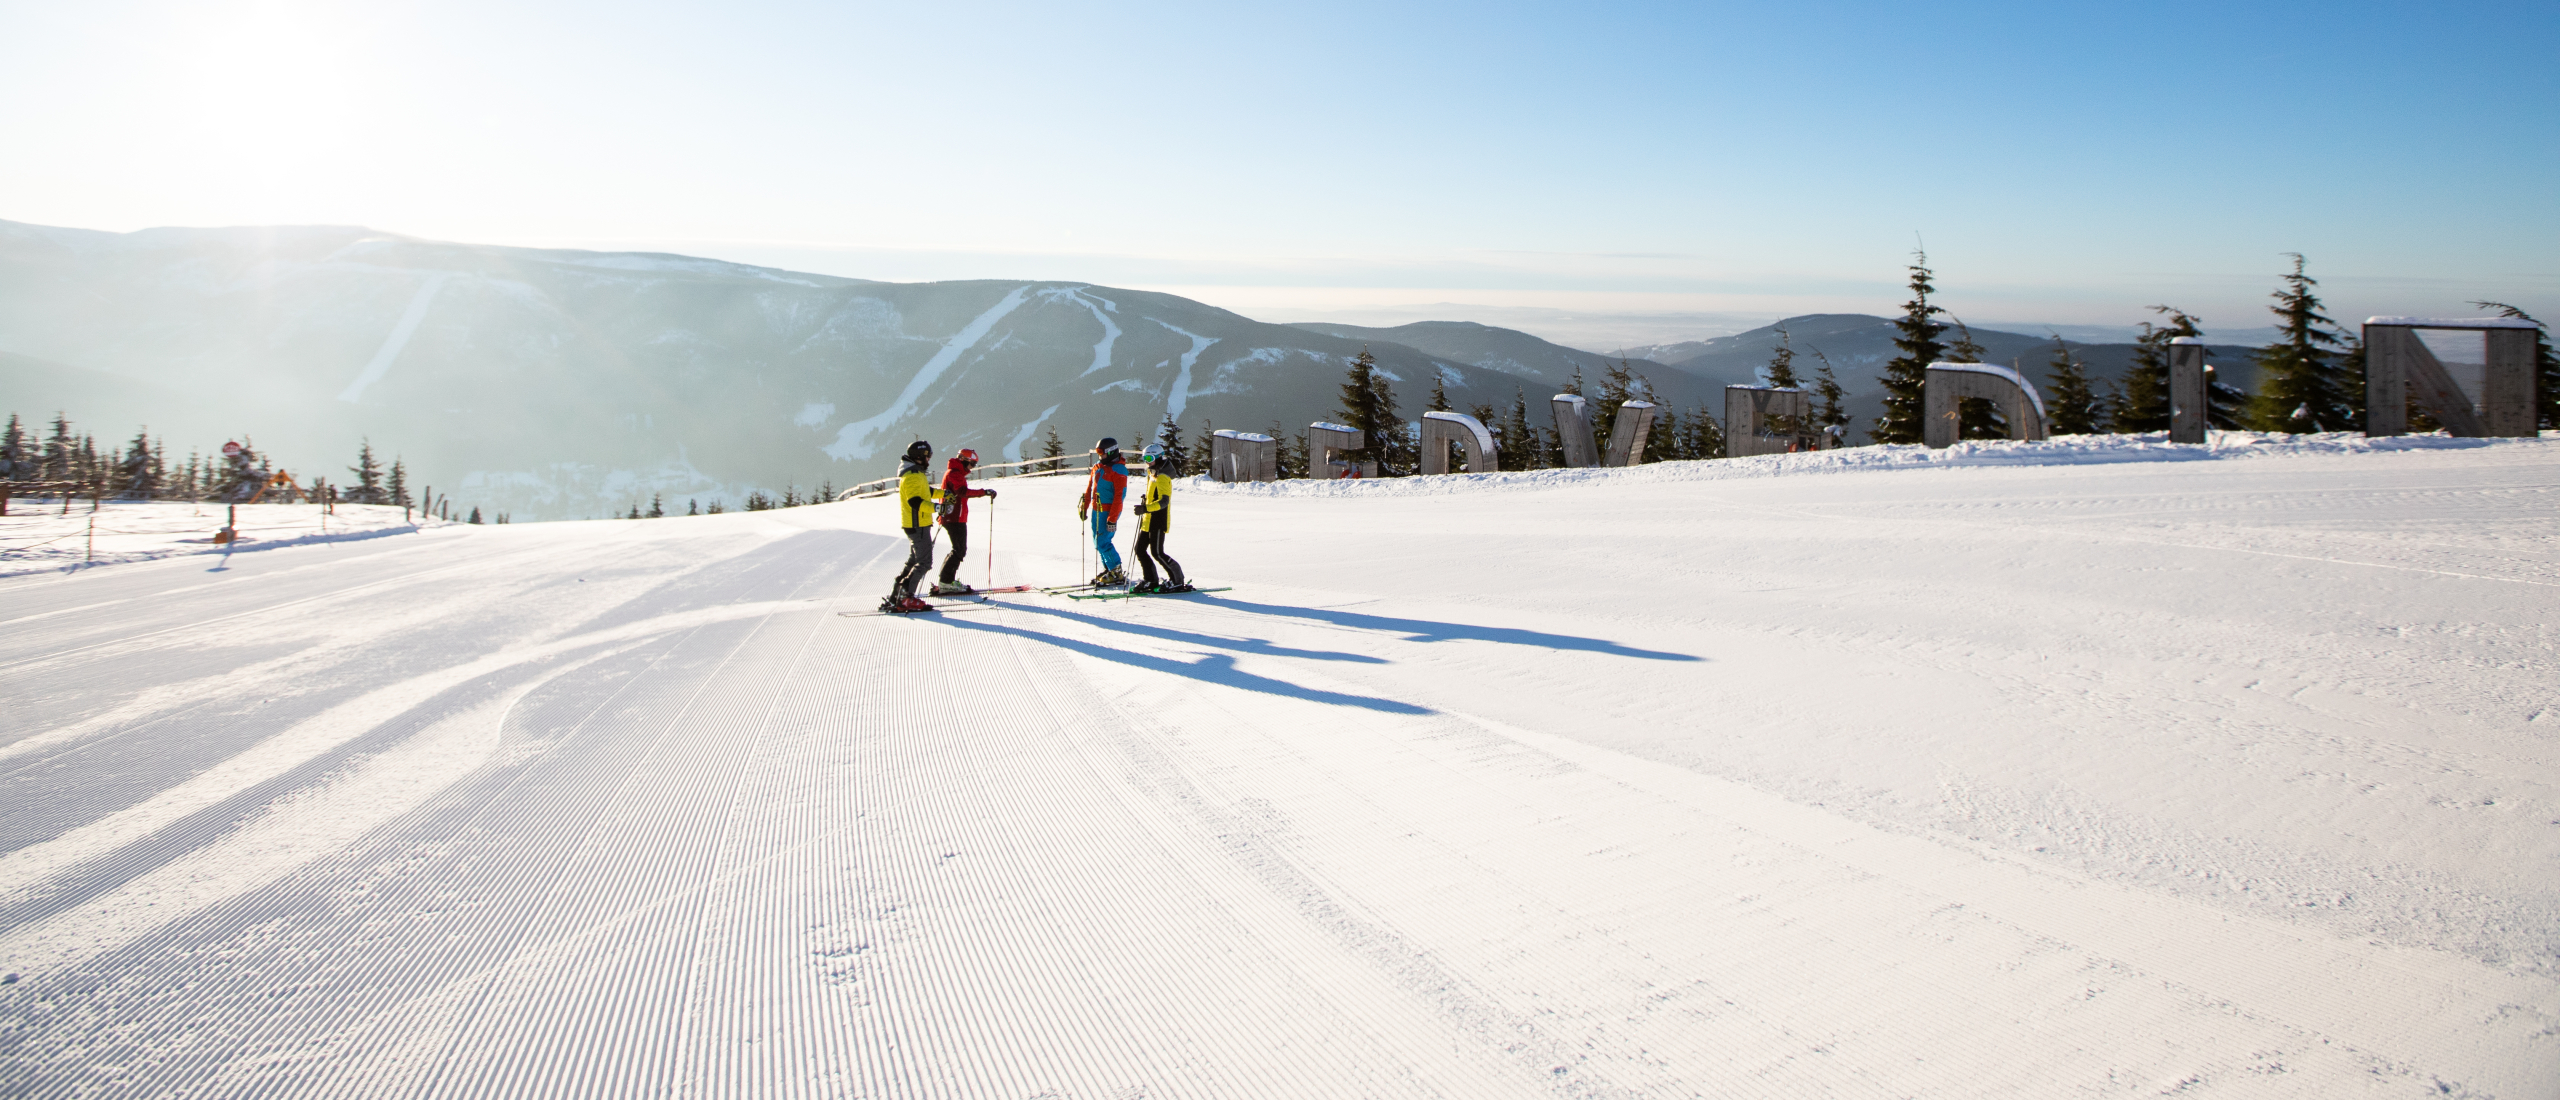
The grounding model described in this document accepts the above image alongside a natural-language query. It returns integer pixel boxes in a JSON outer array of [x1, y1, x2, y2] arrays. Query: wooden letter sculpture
[[1923, 364, 2049, 449], [1724, 386, 1812, 457], [2363, 317, 2539, 438], [1307, 422, 1374, 478], [1419, 411, 1499, 475], [1603, 400, 1655, 466], [1550, 395, 1599, 467], [2169, 337, 2208, 444], [1209, 430, 1279, 482]]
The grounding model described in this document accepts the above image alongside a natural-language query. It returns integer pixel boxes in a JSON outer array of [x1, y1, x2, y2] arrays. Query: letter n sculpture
[[1923, 363, 2049, 449], [1419, 411, 1499, 474], [2363, 316, 2540, 438]]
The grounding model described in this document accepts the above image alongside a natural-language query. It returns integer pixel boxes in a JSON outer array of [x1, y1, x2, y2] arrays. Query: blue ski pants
[[1089, 510, 1121, 571]]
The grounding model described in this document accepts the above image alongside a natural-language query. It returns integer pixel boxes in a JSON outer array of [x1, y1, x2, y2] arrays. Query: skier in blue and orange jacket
[[1077, 437, 1129, 586], [881, 440, 942, 613], [930, 448, 996, 595]]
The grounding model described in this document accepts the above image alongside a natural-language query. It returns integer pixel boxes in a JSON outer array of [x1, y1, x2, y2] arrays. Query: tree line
[[0, 414, 510, 523], [1113, 252, 2559, 476]]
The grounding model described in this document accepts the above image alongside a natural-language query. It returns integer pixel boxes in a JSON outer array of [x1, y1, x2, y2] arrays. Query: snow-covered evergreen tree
[[345, 439, 385, 504], [1499, 389, 1539, 470], [648, 493, 665, 518], [42, 413, 74, 481], [2248, 255, 2356, 432], [0, 414, 26, 480], [2041, 337, 2100, 435], [1872, 253, 1946, 444], [1809, 350, 1850, 445], [1154, 413, 1188, 472], [1334, 349, 1406, 473]]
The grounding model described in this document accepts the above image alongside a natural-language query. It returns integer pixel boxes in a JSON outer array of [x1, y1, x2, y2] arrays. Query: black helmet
[[905, 440, 931, 460], [1094, 437, 1118, 453]]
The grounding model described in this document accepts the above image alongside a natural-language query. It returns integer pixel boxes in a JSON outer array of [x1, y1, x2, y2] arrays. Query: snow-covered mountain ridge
[[3, 220, 1689, 521]]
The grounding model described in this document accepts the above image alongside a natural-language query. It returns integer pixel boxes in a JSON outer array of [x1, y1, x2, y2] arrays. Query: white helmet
[[1141, 443, 1166, 460]]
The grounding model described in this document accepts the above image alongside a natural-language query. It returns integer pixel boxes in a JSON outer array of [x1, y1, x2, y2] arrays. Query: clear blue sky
[[4, 0, 2553, 341]]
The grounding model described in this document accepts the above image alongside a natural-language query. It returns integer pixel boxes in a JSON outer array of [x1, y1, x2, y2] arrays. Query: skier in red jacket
[[930, 448, 997, 595]]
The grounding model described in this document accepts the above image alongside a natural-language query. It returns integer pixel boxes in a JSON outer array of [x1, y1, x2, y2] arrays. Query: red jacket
[[1081, 457, 1129, 522], [936, 459, 992, 523]]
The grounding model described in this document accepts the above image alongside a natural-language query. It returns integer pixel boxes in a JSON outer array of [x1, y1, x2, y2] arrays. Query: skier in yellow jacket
[[1129, 443, 1192, 594], [881, 440, 943, 613]]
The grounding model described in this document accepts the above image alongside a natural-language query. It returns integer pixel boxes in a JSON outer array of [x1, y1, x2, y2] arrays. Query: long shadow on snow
[[1205, 597, 1704, 663], [984, 600, 1388, 664], [936, 616, 1430, 715]]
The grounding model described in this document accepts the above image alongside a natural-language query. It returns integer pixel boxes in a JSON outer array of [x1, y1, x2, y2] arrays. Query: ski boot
[[930, 581, 974, 596], [1130, 580, 1163, 594], [882, 594, 935, 614], [1160, 581, 1195, 593], [1092, 567, 1128, 588]]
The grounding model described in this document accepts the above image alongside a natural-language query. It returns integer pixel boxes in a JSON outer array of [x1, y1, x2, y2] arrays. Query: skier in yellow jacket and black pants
[[1130, 443, 1192, 594], [882, 440, 943, 613]]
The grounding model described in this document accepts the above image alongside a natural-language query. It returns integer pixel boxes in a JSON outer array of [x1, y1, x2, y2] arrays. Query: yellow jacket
[[1137, 470, 1173, 532], [896, 462, 941, 529]]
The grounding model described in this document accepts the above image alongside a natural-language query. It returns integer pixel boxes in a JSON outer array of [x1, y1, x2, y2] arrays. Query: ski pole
[[985, 496, 994, 588]]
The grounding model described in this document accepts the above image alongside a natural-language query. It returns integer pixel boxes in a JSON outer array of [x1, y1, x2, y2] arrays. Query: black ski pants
[[936, 520, 969, 584], [892, 526, 934, 597], [1133, 525, 1183, 587]]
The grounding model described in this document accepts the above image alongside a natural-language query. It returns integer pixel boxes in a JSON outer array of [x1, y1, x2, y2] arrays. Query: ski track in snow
[[1, 440, 2556, 1098], [1051, 287, 1123, 377], [1002, 403, 1062, 462], [823, 285, 1033, 461]]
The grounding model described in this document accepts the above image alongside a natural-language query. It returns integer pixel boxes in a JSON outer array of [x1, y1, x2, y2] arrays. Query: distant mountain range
[[1, 220, 2261, 520]]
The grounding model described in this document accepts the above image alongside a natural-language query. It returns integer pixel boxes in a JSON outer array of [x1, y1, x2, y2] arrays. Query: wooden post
[[2169, 338, 2208, 444], [2484, 328, 2538, 437]]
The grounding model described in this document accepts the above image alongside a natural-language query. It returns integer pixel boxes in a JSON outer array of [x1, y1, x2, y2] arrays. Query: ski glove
[[984, 490, 997, 499]]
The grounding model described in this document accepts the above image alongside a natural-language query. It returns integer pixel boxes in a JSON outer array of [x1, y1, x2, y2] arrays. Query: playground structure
[[1209, 430, 1279, 482], [2362, 317, 2540, 438], [1923, 363, 2049, 448], [1725, 386, 1814, 456], [1418, 411, 1499, 475]]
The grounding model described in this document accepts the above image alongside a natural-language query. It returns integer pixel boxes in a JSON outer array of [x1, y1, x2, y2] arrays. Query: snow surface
[[3, 434, 2556, 1097], [824, 285, 1033, 461], [0, 502, 451, 579]]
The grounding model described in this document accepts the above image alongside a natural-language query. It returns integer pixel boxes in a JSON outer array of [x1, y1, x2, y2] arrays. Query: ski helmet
[[956, 447, 978, 466], [1140, 443, 1165, 462], [1094, 437, 1118, 453], [905, 440, 931, 461]]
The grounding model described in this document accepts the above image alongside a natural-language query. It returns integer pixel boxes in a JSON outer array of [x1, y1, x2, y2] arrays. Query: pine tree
[[0, 414, 24, 480], [1428, 369, 1452, 412], [2472, 302, 2558, 429], [1765, 327, 1801, 389], [1266, 420, 1304, 479], [1498, 389, 1538, 470], [1592, 360, 1644, 453], [1562, 365, 1584, 397], [1334, 349, 1406, 473], [1154, 412, 1188, 471], [1687, 403, 1727, 459], [1872, 251, 1946, 444], [2042, 336, 2101, 435], [42, 413, 73, 481], [648, 493, 665, 518], [818, 479, 835, 500], [706, 499, 725, 514], [2248, 254, 2355, 432], [118, 429, 159, 497], [1647, 406, 1681, 461], [1939, 316, 2008, 440], [1809, 349, 1850, 445], [782, 485, 802, 508], [386, 458, 409, 507], [688, 498, 700, 516], [468, 506, 484, 524], [1040, 425, 1065, 465]]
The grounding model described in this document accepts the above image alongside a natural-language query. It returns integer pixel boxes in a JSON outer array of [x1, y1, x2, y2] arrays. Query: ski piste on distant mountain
[[2, 219, 1721, 521]]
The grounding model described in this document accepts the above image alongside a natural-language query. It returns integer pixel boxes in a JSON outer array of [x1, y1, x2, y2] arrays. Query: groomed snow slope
[[2, 434, 2554, 1098]]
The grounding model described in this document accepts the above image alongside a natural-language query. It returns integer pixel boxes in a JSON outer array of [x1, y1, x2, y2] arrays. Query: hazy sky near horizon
[[4, 0, 2554, 338]]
